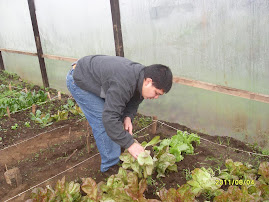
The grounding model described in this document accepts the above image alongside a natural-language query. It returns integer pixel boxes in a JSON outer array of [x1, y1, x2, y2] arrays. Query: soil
[[0, 71, 268, 201]]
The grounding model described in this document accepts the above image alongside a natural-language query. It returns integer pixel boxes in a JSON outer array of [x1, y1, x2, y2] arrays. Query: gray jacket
[[73, 55, 144, 149]]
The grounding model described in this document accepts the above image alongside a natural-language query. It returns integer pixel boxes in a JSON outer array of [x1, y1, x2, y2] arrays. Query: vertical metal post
[[0, 51, 5, 71], [28, 0, 49, 87], [110, 0, 124, 57]]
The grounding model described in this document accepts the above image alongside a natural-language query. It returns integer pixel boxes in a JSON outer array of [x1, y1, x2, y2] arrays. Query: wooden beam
[[0, 51, 5, 71], [28, 0, 49, 88], [42, 54, 77, 62], [1, 48, 269, 104], [0, 49, 77, 62], [173, 76, 269, 104], [110, 0, 124, 57], [0, 48, 37, 57]]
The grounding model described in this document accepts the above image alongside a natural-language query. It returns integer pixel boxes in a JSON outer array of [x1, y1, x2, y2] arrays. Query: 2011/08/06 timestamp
[[215, 179, 255, 186]]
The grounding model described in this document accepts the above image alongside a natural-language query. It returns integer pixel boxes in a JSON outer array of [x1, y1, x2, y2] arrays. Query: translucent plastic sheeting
[[139, 83, 269, 149], [2, 52, 43, 86], [120, 0, 269, 95], [0, 0, 36, 52], [35, 0, 115, 58], [44, 59, 71, 93]]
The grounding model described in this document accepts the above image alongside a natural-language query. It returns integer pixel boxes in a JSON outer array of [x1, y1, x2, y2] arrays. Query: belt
[[72, 64, 76, 69]]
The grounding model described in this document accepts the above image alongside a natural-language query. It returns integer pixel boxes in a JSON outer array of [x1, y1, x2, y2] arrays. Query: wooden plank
[[0, 48, 37, 57], [1, 49, 268, 104], [173, 76, 269, 104], [0, 51, 5, 71], [0, 49, 77, 62], [110, 0, 124, 57], [42, 54, 77, 62], [28, 0, 49, 88]]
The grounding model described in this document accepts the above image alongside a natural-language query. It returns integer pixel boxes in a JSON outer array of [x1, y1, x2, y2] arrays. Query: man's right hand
[[127, 142, 145, 159]]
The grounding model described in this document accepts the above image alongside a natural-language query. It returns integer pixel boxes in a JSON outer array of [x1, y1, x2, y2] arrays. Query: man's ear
[[144, 78, 152, 86]]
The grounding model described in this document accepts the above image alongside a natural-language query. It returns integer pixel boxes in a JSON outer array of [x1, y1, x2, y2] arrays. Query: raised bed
[[0, 71, 268, 201]]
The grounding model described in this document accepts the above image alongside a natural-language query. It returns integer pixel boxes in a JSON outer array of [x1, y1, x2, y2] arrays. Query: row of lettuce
[[27, 131, 269, 201]]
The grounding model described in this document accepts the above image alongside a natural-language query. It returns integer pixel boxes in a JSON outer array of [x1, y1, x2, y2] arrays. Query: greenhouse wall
[[119, 0, 269, 149], [0, 0, 268, 148]]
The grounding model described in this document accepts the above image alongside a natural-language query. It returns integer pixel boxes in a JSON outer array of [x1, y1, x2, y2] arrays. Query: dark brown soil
[[0, 71, 268, 201]]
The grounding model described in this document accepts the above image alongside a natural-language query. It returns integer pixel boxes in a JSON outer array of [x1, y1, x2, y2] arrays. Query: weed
[[11, 123, 19, 130], [217, 137, 223, 145], [134, 116, 152, 128], [24, 121, 31, 127], [183, 168, 192, 181], [226, 137, 231, 146]]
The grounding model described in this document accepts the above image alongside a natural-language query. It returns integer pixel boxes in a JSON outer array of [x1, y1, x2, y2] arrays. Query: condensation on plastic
[[0, 0, 36, 52], [35, 0, 115, 58], [2, 52, 43, 86], [44, 59, 71, 93], [33, 0, 116, 90], [139, 83, 269, 149], [119, 0, 269, 149], [120, 0, 269, 95]]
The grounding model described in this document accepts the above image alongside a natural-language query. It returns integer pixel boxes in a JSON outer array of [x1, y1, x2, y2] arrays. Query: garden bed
[[0, 71, 268, 201]]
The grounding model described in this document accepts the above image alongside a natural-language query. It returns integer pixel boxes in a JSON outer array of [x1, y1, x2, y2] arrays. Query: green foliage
[[81, 177, 103, 201], [30, 176, 81, 201], [218, 159, 257, 181], [154, 146, 177, 178], [63, 99, 84, 116], [154, 130, 200, 162], [213, 185, 256, 202], [258, 162, 269, 184], [120, 136, 178, 179], [134, 116, 152, 128], [51, 110, 69, 122], [24, 121, 31, 127], [159, 184, 196, 201], [11, 123, 18, 130], [120, 150, 153, 179], [63, 99, 75, 111], [0, 90, 48, 116], [187, 167, 222, 196], [30, 110, 52, 127], [81, 168, 158, 201]]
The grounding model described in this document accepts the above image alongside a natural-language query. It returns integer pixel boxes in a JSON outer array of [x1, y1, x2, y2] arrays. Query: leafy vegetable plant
[[30, 176, 81, 201], [120, 136, 178, 178], [51, 110, 69, 122], [120, 136, 160, 178], [153, 130, 200, 162], [187, 167, 222, 196], [30, 110, 52, 127]]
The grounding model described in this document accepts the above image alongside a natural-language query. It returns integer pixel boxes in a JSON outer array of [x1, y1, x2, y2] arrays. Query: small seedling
[[11, 123, 19, 130], [183, 168, 192, 181], [24, 122, 31, 127]]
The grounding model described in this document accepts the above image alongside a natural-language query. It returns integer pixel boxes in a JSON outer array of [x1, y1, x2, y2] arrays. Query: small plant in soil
[[24, 121, 31, 127], [11, 123, 19, 130], [30, 110, 53, 127], [51, 110, 69, 122]]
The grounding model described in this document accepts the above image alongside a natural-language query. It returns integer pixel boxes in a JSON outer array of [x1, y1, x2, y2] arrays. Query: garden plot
[[0, 71, 268, 201]]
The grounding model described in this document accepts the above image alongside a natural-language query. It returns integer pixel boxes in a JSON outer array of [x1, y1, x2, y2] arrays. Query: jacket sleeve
[[102, 80, 135, 149]]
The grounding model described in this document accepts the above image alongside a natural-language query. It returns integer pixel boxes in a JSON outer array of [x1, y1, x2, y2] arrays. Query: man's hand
[[124, 117, 133, 135], [127, 142, 145, 159]]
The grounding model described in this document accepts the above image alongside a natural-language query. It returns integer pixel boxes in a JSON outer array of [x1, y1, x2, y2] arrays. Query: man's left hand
[[124, 117, 133, 135]]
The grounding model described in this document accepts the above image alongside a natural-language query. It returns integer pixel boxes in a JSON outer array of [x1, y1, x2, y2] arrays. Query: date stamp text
[[215, 179, 255, 186]]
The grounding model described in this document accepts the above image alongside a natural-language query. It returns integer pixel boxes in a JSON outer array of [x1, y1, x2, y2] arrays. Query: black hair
[[144, 64, 173, 93]]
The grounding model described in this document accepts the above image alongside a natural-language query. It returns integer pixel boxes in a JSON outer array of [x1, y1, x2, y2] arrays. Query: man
[[66, 55, 173, 172]]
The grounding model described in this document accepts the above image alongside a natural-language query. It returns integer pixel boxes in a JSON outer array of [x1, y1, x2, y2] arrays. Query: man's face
[[142, 78, 164, 99]]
